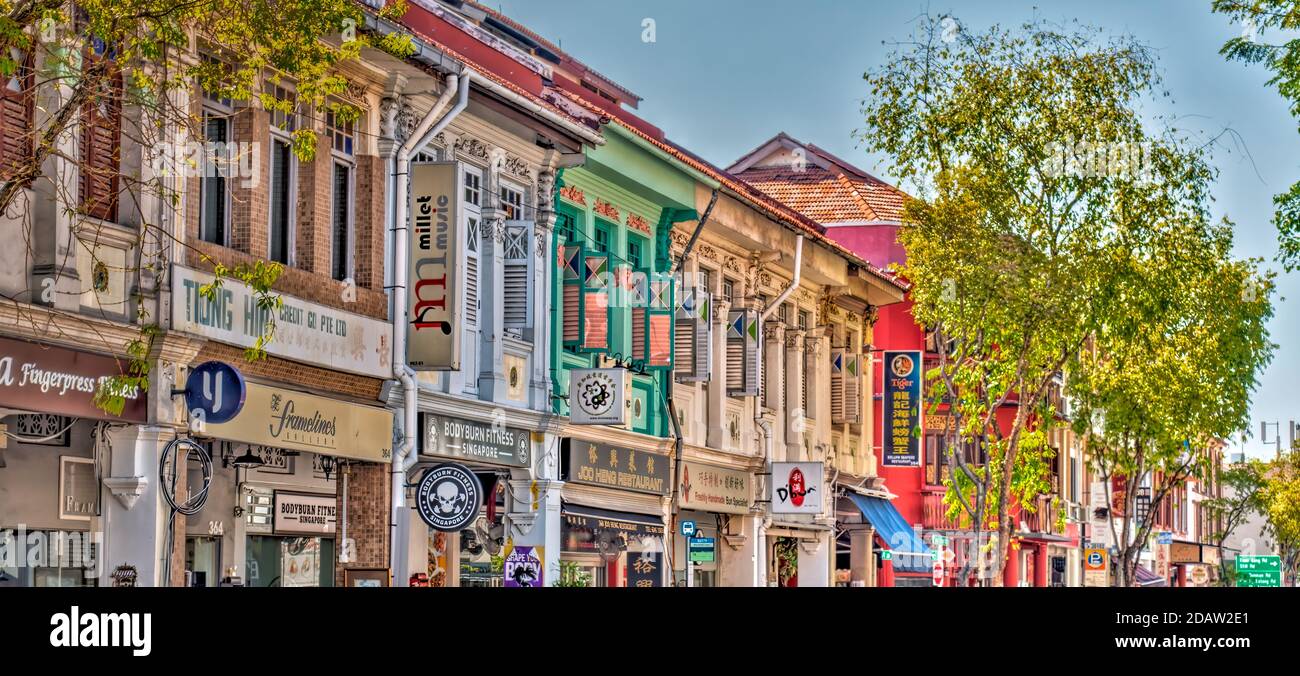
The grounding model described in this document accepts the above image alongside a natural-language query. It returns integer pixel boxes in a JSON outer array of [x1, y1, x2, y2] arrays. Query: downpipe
[[390, 71, 472, 585]]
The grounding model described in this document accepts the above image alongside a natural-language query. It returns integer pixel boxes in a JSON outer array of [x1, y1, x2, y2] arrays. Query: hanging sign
[[415, 463, 484, 532], [183, 361, 246, 426], [883, 350, 922, 467], [771, 462, 823, 514], [679, 462, 753, 515], [421, 413, 529, 467], [568, 367, 628, 425], [202, 382, 393, 463], [407, 161, 463, 370]]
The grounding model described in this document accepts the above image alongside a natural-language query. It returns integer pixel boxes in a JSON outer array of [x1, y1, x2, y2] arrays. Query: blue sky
[[490, 0, 1299, 458]]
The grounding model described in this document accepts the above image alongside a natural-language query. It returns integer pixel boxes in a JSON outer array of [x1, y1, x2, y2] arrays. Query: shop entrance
[[245, 536, 334, 587]]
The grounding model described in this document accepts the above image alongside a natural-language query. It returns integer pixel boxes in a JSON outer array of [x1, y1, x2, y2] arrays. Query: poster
[[280, 538, 320, 588], [503, 545, 544, 587], [883, 350, 922, 466]]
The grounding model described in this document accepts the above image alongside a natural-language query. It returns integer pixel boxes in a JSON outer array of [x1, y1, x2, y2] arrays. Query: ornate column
[[477, 143, 508, 400], [762, 319, 784, 459], [706, 297, 731, 450], [784, 328, 805, 460], [530, 167, 556, 409]]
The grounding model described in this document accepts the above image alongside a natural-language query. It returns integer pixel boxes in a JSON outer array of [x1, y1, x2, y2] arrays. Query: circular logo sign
[[575, 370, 617, 417], [416, 463, 483, 532], [184, 361, 246, 425], [1087, 551, 1103, 567], [890, 354, 914, 378]]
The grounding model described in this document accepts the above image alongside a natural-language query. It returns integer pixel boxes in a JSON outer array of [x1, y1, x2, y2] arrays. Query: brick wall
[[335, 461, 392, 585], [192, 342, 384, 402], [354, 154, 385, 291]]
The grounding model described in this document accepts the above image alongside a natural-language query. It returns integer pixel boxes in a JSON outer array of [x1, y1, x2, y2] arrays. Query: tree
[[1214, 0, 1300, 269], [858, 14, 1227, 583], [1260, 452, 1300, 584], [0, 0, 412, 413], [1069, 216, 1275, 586], [1204, 458, 1269, 585]]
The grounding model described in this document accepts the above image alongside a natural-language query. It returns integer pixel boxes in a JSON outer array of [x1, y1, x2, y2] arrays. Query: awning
[[1135, 565, 1168, 587], [847, 493, 931, 573], [561, 502, 665, 536], [561, 502, 665, 556]]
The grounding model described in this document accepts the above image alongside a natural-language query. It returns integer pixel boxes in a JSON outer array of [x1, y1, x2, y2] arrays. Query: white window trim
[[267, 130, 297, 267]]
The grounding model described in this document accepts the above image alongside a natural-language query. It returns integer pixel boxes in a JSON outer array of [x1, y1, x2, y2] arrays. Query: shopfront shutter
[[830, 348, 845, 424]]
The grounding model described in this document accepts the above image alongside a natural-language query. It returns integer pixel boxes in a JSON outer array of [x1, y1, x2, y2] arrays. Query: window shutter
[[0, 47, 33, 182], [675, 285, 711, 383], [580, 252, 610, 352], [79, 60, 122, 222], [465, 218, 480, 325], [646, 275, 674, 369], [843, 351, 862, 424], [830, 348, 845, 424], [561, 244, 582, 345], [632, 306, 646, 361], [726, 309, 759, 397], [503, 223, 530, 328]]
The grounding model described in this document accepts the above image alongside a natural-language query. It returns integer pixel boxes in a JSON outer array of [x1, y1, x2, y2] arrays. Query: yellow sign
[[204, 382, 393, 463]]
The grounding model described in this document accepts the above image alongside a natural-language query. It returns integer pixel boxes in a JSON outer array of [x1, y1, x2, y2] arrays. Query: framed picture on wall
[[344, 567, 390, 587]]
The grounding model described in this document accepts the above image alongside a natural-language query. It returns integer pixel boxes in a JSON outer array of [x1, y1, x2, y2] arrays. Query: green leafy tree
[[1260, 452, 1300, 583], [1214, 0, 1300, 269], [859, 14, 1237, 584], [1204, 458, 1269, 585]]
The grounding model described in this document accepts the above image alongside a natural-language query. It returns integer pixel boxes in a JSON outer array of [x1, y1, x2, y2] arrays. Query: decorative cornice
[[559, 184, 587, 206], [722, 256, 741, 273], [594, 198, 620, 222], [669, 229, 690, 248], [536, 169, 556, 212], [455, 136, 491, 161], [699, 243, 719, 262]]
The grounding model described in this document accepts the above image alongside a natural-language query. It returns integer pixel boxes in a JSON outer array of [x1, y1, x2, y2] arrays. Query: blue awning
[[848, 493, 931, 573]]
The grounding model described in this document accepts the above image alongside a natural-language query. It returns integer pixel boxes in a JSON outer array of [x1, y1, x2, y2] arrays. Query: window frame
[[198, 104, 233, 247]]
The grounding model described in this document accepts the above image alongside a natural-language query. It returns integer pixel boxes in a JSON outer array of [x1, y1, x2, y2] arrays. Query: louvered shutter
[[830, 348, 845, 424], [843, 352, 862, 424], [646, 275, 674, 369], [503, 222, 530, 328], [79, 57, 122, 222], [726, 309, 759, 397], [560, 244, 582, 345], [580, 252, 610, 352], [675, 285, 711, 382], [464, 218, 480, 325], [0, 48, 33, 181]]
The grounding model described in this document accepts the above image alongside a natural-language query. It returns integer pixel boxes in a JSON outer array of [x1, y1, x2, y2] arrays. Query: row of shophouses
[[0, 0, 1227, 587]]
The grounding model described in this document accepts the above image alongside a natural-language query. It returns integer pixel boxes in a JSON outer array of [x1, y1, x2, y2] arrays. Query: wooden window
[[79, 48, 122, 222], [1, 47, 34, 182], [330, 161, 352, 281]]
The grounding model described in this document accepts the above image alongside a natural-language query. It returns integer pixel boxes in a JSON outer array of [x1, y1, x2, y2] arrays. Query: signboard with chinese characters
[[1170, 541, 1201, 564], [407, 161, 463, 370], [627, 552, 662, 587], [273, 491, 337, 535], [679, 462, 753, 515], [0, 337, 145, 422], [421, 413, 529, 468], [565, 440, 670, 496], [568, 368, 629, 425], [882, 350, 922, 467], [771, 462, 823, 515], [202, 383, 393, 463], [172, 265, 392, 378]]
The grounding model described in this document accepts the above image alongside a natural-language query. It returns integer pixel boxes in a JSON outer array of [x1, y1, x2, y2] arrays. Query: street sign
[[688, 537, 715, 563], [930, 534, 948, 547], [1236, 555, 1282, 587], [680, 520, 696, 537], [1084, 545, 1109, 587], [1157, 531, 1173, 545], [184, 361, 246, 426], [881, 550, 892, 561]]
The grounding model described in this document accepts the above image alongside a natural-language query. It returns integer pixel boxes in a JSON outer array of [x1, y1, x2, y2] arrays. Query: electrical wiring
[[158, 437, 213, 586]]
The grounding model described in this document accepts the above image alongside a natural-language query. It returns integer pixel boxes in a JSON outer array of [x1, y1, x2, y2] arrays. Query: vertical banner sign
[[408, 162, 462, 370], [883, 350, 922, 467]]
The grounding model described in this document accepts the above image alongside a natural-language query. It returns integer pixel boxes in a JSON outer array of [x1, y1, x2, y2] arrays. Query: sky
[[487, 0, 1299, 459]]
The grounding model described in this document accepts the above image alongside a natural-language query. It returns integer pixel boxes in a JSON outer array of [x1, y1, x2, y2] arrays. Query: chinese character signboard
[[565, 440, 670, 496], [883, 350, 922, 467], [771, 462, 823, 514], [679, 462, 753, 515], [627, 552, 662, 587], [407, 161, 463, 370]]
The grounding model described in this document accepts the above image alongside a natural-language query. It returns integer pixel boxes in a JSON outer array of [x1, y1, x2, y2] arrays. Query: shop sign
[[407, 161, 463, 370], [415, 463, 483, 532], [627, 552, 662, 588], [172, 264, 393, 378], [1089, 481, 1111, 547], [882, 351, 922, 467], [58, 457, 98, 521], [924, 415, 953, 432], [566, 440, 670, 496], [1170, 541, 1201, 564], [422, 413, 529, 468], [679, 462, 753, 515], [688, 537, 715, 563], [202, 382, 394, 463], [273, 491, 336, 535], [1084, 545, 1109, 587], [1155, 540, 1170, 580], [0, 337, 145, 422], [771, 462, 823, 515], [503, 545, 544, 587], [569, 368, 629, 425], [1189, 565, 1210, 586], [1157, 531, 1173, 545]]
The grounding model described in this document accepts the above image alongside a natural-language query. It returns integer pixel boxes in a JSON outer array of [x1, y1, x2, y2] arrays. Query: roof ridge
[[833, 172, 880, 221]]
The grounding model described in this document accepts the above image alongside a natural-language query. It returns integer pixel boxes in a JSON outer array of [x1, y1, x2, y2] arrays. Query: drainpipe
[[756, 418, 775, 586], [390, 71, 472, 585]]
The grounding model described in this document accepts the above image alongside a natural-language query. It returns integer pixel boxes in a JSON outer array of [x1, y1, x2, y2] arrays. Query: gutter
[[390, 71, 472, 586]]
